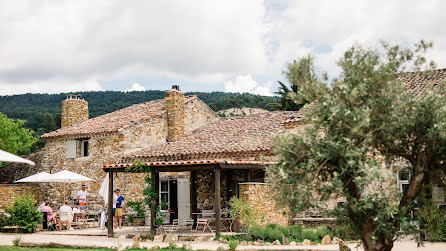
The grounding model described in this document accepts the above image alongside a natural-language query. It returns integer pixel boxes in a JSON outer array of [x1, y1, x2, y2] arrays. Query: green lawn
[[0, 248, 110, 251], [0, 247, 189, 251]]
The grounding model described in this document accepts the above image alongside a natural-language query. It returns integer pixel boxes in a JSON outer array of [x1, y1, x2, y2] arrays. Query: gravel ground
[[0, 232, 445, 250]]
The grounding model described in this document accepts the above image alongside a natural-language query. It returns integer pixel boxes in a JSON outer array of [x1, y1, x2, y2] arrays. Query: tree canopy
[[276, 55, 326, 111], [268, 41, 444, 251], [0, 112, 37, 158]]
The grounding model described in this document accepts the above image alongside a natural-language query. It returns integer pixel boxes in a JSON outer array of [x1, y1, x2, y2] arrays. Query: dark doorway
[[169, 179, 178, 223]]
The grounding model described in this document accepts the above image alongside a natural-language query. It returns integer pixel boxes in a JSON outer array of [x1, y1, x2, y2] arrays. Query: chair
[[181, 219, 194, 231], [196, 218, 214, 233], [164, 219, 179, 234], [57, 212, 71, 230]]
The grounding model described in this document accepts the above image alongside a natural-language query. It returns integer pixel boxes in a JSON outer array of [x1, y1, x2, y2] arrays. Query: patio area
[[103, 159, 270, 237]]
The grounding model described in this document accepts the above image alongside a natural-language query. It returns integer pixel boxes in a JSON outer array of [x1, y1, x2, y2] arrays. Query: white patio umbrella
[[15, 172, 52, 183], [0, 149, 35, 166], [40, 170, 94, 200], [98, 174, 109, 206]]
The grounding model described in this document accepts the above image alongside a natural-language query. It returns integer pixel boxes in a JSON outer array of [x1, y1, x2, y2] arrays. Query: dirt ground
[[0, 229, 445, 251]]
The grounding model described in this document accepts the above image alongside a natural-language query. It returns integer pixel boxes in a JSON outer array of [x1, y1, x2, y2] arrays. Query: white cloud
[[224, 75, 273, 96], [125, 82, 146, 92], [1, 1, 446, 95], [0, 78, 103, 96], [0, 0, 268, 94]]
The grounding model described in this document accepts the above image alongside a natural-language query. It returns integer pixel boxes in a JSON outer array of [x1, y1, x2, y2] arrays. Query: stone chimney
[[165, 85, 185, 141], [61, 94, 89, 128]]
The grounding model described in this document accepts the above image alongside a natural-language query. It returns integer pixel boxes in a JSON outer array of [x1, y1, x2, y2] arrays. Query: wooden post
[[190, 171, 198, 228], [107, 171, 114, 237], [150, 169, 159, 235], [214, 166, 221, 236]]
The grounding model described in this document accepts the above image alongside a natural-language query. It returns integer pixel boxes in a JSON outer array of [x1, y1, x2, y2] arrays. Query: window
[[65, 139, 90, 159], [159, 181, 169, 210], [81, 140, 89, 157]]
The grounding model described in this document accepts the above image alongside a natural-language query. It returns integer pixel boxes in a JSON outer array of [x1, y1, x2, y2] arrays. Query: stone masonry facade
[[0, 184, 41, 209], [61, 95, 89, 128], [37, 91, 219, 210], [239, 182, 289, 226]]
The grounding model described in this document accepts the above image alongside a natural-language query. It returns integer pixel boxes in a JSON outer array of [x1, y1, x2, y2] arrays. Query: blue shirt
[[116, 195, 125, 208]]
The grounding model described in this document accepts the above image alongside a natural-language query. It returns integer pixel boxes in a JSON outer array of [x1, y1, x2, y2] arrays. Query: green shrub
[[417, 200, 446, 241], [277, 225, 290, 236], [289, 225, 303, 239], [301, 229, 318, 242], [229, 196, 264, 231], [228, 240, 238, 250], [0, 213, 10, 230], [12, 236, 21, 246], [315, 226, 332, 239], [329, 224, 360, 241], [250, 226, 266, 240], [266, 228, 283, 242], [6, 194, 42, 233]]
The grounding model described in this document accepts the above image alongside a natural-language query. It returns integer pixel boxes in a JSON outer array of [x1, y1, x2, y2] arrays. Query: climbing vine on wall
[[126, 159, 163, 225]]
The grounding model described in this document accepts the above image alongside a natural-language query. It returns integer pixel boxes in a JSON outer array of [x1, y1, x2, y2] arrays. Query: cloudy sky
[[1, 0, 445, 96]]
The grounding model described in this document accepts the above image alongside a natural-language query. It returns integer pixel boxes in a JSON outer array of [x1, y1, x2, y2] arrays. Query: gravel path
[[0, 232, 445, 250]]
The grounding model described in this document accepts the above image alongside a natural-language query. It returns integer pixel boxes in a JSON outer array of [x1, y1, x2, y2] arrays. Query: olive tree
[[267, 41, 445, 251]]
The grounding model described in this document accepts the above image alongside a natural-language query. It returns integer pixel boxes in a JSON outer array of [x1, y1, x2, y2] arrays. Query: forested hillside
[[0, 91, 279, 133]]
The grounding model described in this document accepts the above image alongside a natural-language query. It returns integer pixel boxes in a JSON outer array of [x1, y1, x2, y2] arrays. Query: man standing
[[113, 188, 125, 228], [77, 184, 88, 210]]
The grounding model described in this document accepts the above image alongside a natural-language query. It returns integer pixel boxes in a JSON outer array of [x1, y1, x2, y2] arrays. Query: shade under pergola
[[0, 149, 35, 166]]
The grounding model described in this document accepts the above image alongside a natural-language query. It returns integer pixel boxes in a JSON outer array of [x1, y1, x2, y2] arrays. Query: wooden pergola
[[103, 160, 269, 237]]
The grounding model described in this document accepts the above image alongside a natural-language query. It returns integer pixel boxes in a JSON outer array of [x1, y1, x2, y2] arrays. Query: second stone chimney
[[165, 85, 185, 141], [61, 94, 89, 128]]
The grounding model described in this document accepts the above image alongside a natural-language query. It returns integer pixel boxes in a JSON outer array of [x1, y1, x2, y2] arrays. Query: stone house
[[101, 69, 446, 235], [1, 69, 445, 233], [34, 86, 220, 210]]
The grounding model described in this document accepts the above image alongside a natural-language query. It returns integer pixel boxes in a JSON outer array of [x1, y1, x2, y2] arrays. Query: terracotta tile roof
[[125, 111, 302, 162], [398, 68, 446, 98], [103, 159, 277, 169], [41, 96, 196, 139]]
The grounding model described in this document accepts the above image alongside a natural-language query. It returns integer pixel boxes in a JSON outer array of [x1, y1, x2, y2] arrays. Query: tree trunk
[[358, 218, 394, 251]]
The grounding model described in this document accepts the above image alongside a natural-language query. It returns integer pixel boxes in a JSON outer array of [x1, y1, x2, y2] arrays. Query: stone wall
[[195, 169, 264, 211], [0, 150, 44, 184], [0, 184, 41, 209], [184, 96, 220, 133], [61, 97, 88, 128], [239, 182, 289, 226]]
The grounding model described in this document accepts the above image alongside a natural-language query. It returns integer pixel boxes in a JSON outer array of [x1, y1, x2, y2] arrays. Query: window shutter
[[65, 140, 77, 159], [432, 187, 445, 202]]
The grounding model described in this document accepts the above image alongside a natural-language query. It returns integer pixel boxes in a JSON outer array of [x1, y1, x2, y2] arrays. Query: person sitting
[[59, 200, 74, 230], [41, 201, 53, 226]]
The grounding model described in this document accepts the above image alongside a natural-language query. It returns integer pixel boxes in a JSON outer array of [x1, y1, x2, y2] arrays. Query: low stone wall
[[239, 182, 289, 226], [0, 184, 41, 209]]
